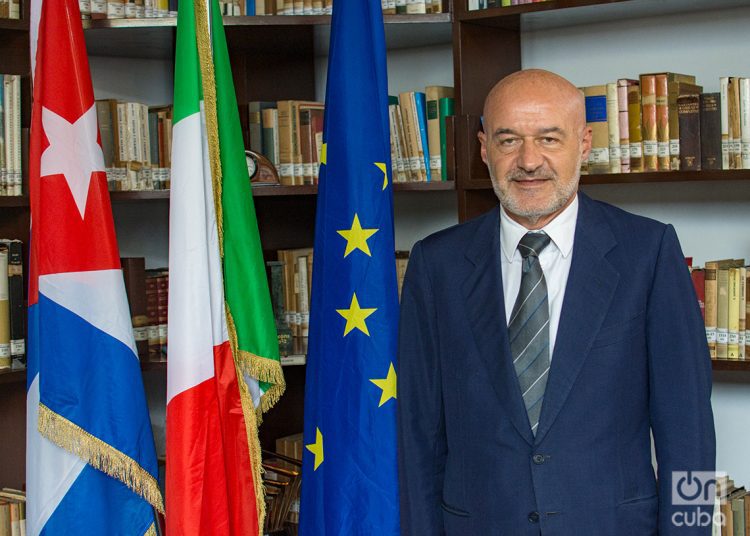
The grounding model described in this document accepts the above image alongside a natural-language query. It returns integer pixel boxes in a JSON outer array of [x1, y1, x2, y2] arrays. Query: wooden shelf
[[0, 19, 27, 31], [712, 359, 750, 372], [141, 361, 167, 372], [0, 196, 28, 207], [0, 371, 25, 385]]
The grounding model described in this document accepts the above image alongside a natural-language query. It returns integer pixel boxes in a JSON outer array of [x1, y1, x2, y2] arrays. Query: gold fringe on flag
[[37, 404, 165, 514], [145, 523, 158, 536]]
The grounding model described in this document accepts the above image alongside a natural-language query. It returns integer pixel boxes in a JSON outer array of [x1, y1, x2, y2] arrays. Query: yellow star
[[375, 162, 388, 190], [370, 362, 397, 407], [305, 427, 324, 471], [337, 214, 379, 257], [336, 293, 376, 336], [320, 143, 327, 165]]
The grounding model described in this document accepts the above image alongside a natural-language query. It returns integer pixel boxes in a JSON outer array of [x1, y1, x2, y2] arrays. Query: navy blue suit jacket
[[397, 192, 715, 535]]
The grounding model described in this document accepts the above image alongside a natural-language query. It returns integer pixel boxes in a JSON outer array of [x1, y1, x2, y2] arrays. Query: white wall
[[523, 6, 750, 485]]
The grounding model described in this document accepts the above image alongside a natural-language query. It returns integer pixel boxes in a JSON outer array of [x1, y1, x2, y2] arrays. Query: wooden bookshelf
[[712, 359, 750, 372]]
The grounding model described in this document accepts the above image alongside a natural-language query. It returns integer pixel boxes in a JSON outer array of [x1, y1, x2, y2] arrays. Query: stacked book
[[0, 0, 20, 19], [121, 258, 168, 362], [1, 75, 22, 197], [468, 0, 550, 9], [250, 0, 445, 16], [79, 0, 175, 19], [0, 489, 25, 536], [715, 473, 750, 536], [95, 100, 172, 192]]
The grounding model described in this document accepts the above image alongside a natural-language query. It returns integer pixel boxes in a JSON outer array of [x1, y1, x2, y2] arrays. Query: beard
[[490, 159, 580, 226]]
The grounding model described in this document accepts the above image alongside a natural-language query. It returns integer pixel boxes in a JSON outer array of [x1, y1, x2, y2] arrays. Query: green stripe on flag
[[172, 0, 201, 124]]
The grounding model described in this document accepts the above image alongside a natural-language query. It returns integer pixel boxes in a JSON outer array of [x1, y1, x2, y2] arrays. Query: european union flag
[[300, 0, 399, 533]]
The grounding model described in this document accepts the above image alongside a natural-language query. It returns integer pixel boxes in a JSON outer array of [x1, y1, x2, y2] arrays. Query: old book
[[677, 93, 700, 171], [414, 92, 432, 181], [0, 240, 23, 370], [439, 96, 454, 181], [146, 272, 160, 361], [388, 97, 406, 183], [705, 261, 718, 358], [627, 82, 644, 172], [393, 101, 413, 181], [121, 257, 149, 361], [297, 102, 324, 185], [606, 83, 621, 173], [261, 107, 279, 166], [425, 85, 453, 175], [700, 93, 722, 170], [247, 101, 274, 156], [398, 92, 424, 181], [296, 255, 310, 338], [310, 108, 324, 184], [266, 260, 293, 356], [730, 490, 747, 536], [0, 244, 9, 369], [96, 100, 116, 168], [406, 0, 426, 13], [721, 77, 731, 169], [746, 269, 750, 358], [640, 75, 658, 172], [730, 77, 743, 169], [616, 79, 632, 173], [717, 264, 730, 358], [654, 75, 670, 171], [278, 249, 298, 336], [299, 109, 313, 185], [157, 272, 168, 360], [669, 81, 702, 170], [728, 267, 741, 359], [740, 78, 750, 169], [277, 100, 296, 185], [583, 85, 610, 175], [691, 268, 705, 321], [740, 266, 746, 359]]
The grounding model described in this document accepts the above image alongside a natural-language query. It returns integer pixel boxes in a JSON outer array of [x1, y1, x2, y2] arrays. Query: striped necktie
[[508, 232, 552, 436]]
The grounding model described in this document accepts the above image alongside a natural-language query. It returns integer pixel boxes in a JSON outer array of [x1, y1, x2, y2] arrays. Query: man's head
[[478, 69, 592, 229]]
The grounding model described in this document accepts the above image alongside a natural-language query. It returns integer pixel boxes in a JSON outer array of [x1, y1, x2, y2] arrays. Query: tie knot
[[518, 232, 551, 259]]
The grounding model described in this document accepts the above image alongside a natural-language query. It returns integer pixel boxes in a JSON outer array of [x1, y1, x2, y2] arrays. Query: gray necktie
[[508, 232, 552, 436]]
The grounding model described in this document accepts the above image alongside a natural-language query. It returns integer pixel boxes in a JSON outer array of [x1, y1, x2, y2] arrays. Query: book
[[583, 85, 609, 175], [717, 263, 730, 358], [425, 86, 453, 175], [616, 79, 632, 173], [677, 93, 700, 171], [670, 82, 702, 171], [0, 243, 8, 369], [740, 78, 750, 169], [606, 83, 621, 173], [655, 74, 669, 171], [439, 96, 454, 182], [700, 93, 722, 170], [691, 268, 705, 321], [414, 92, 432, 181], [721, 77, 730, 169], [740, 266, 746, 359], [729, 77, 742, 169], [0, 240, 24, 370], [705, 260, 718, 358], [729, 267, 741, 359], [121, 257, 149, 361], [261, 107, 279, 167], [626, 81, 643, 172], [641, 75, 658, 172]]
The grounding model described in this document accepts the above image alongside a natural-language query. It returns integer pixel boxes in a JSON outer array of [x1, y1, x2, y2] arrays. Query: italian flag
[[166, 0, 285, 534]]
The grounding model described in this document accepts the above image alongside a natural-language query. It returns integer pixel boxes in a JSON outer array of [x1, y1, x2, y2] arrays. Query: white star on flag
[[40, 104, 105, 219]]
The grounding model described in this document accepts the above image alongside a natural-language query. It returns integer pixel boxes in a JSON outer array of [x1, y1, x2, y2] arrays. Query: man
[[397, 69, 715, 535]]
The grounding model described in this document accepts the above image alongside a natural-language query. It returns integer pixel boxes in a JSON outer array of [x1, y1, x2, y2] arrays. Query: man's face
[[478, 86, 592, 228]]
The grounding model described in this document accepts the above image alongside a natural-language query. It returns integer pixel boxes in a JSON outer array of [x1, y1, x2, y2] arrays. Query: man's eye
[[499, 138, 517, 146], [541, 137, 559, 144]]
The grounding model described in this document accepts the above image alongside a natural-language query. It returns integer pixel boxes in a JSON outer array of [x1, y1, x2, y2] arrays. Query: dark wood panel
[[712, 359, 750, 372], [254, 195, 317, 251], [0, 27, 30, 75], [0, 381, 26, 489]]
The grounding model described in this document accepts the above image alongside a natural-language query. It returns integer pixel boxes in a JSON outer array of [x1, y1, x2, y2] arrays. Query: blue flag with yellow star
[[299, 0, 399, 533]]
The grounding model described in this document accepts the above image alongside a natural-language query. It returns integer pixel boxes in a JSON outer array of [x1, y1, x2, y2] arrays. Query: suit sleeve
[[397, 240, 447, 535], [647, 224, 716, 535]]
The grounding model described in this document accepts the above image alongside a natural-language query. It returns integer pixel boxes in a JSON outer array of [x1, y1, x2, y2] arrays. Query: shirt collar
[[500, 194, 578, 262]]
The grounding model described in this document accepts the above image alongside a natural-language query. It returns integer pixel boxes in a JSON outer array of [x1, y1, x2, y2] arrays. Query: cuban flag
[[26, 0, 164, 532]]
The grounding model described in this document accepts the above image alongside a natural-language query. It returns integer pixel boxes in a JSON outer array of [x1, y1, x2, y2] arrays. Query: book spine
[[584, 85, 610, 175], [721, 77, 730, 169], [247, 101, 263, 154], [728, 267, 740, 359], [746, 269, 750, 358], [388, 102, 405, 183], [700, 93, 722, 170], [606, 83, 621, 173], [691, 268, 705, 321], [641, 75, 658, 172], [277, 100, 295, 185], [717, 267, 729, 358], [439, 97, 455, 182], [398, 92, 421, 182], [157, 273, 168, 360], [261, 107, 278, 166], [121, 257, 150, 360], [297, 256, 309, 338], [677, 93, 700, 171], [616, 80, 630, 173], [405, 0, 426, 13], [5, 241, 24, 370], [740, 266, 746, 359], [741, 78, 750, 169], [730, 77, 742, 169], [299, 109, 313, 185], [655, 74, 670, 171], [705, 261, 718, 358], [667, 81, 681, 171], [146, 275, 160, 361], [414, 92, 431, 182], [0, 245, 9, 369]]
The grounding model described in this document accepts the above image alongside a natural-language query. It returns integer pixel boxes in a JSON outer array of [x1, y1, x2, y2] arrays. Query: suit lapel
[[461, 207, 534, 446], [534, 193, 619, 445]]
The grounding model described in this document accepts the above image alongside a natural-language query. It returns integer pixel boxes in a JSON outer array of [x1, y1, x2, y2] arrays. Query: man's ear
[[580, 126, 593, 162], [478, 129, 488, 165]]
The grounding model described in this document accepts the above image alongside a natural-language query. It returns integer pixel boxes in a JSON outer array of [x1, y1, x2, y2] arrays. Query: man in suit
[[397, 69, 715, 535]]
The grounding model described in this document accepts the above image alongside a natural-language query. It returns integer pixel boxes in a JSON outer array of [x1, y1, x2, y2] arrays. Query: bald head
[[483, 69, 586, 133]]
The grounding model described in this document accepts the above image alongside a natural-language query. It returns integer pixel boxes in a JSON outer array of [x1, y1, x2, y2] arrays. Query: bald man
[[397, 70, 715, 535]]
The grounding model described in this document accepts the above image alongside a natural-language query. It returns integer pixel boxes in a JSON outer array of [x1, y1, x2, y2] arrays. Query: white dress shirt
[[500, 195, 578, 360]]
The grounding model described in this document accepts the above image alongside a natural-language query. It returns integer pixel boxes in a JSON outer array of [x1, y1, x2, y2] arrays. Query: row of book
[[691, 259, 750, 360], [1, 75, 22, 197], [0, 489, 25, 536], [106, 166, 171, 192], [390, 87, 454, 182], [468, 0, 548, 9], [716, 474, 750, 536], [0, 0, 19, 19], [79, 0, 176, 19], [249, 0, 444, 16], [0, 240, 25, 373], [121, 258, 168, 363], [581, 72, 750, 175], [247, 100, 324, 186]]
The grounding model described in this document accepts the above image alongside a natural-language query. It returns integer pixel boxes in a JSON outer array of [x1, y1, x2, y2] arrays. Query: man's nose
[[517, 141, 544, 173]]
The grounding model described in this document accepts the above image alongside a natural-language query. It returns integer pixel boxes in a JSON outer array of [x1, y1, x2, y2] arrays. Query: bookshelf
[[3, 0, 750, 495]]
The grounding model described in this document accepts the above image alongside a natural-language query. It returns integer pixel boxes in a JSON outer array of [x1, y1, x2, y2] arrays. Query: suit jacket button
[[532, 454, 546, 465], [528, 511, 540, 523]]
